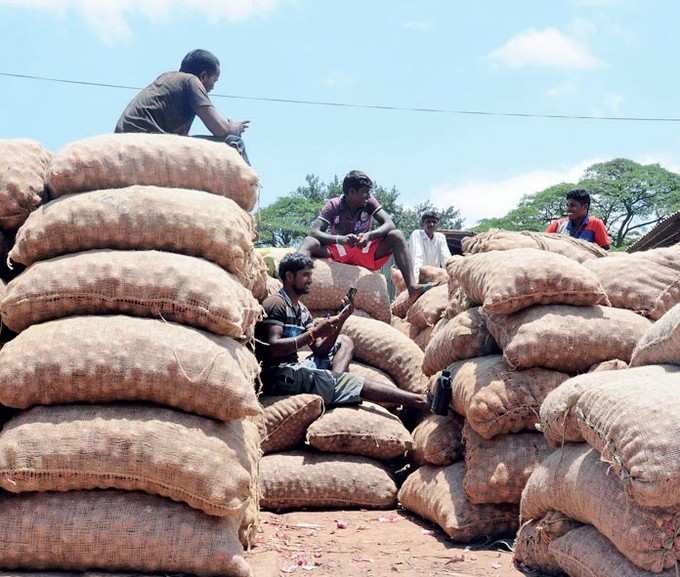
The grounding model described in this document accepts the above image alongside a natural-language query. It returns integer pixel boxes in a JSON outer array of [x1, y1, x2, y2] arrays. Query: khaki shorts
[[263, 358, 364, 406]]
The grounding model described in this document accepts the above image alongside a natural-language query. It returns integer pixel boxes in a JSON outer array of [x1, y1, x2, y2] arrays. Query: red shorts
[[328, 240, 391, 272]]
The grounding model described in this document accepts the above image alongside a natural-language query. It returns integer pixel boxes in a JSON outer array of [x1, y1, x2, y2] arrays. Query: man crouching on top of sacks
[[255, 253, 430, 409], [299, 170, 432, 299]]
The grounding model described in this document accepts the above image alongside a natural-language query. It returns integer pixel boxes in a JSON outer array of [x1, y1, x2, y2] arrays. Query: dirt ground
[[247, 509, 524, 577]]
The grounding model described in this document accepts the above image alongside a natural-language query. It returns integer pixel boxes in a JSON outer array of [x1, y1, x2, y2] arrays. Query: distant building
[[628, 212, 680, 252]]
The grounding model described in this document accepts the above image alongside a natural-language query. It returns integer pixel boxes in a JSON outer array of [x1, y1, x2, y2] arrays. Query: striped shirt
[[255, 288, 313, 368]]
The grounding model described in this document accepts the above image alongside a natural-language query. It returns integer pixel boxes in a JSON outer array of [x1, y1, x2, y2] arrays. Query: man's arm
[[594, 220, 611, 250], [308, 303, 354, 357], [196, 106, 249, 138], [360, 208, 396, 245], [409, 230, 425, 281], [263, 317, 336, 360], [310, 218, 357, 247], [545, 221, 559, 234], [438, 233, 452, 267]]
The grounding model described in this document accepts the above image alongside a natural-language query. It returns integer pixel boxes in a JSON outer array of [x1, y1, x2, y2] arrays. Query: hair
[[342, 170, 373, 195], [278, 252, 314, 281], [566, 188, 591, 209], [179, 49, 220, 77], [420, 209, 440, 224]]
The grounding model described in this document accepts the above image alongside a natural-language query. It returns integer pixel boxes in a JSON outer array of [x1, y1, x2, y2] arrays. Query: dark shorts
[[263, 354, 364, 406]]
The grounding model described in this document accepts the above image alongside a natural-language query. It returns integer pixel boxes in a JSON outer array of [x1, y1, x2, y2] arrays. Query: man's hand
[[356, 232, 372, 248], [310, 317, 338, 339], [230, 120, 250, 135], [338, 301, 354, 321], [341, 234, 359, 247]]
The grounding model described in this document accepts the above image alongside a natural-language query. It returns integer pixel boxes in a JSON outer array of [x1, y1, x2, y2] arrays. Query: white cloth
[[409, 229, 451, 281]]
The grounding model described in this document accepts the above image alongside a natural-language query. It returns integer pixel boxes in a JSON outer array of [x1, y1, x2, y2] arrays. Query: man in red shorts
[[299, 170, 430, 298]]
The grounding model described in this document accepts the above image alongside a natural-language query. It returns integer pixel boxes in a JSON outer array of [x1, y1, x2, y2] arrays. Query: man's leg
[[360, 377, 429, 411], [374, 229, 428, 297], [330, 335, 353, 373], [299, 236, 330, 258]]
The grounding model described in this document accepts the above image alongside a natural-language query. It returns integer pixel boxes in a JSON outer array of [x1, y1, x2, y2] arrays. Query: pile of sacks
[[398, 231, 667, 546], [516, 301, 680, 577], [0, 134, 271, 577], [255, 251, 432, 511]]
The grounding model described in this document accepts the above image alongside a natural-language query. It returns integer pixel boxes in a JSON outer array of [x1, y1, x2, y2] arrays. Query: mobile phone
[[346, 287, 357, 305]]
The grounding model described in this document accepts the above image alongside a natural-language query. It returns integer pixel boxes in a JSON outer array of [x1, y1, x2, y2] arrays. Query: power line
[[2, 71, 680, 123]]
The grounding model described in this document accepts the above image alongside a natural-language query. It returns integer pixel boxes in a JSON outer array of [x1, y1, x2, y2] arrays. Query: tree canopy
[[256, 174, 463, 247]]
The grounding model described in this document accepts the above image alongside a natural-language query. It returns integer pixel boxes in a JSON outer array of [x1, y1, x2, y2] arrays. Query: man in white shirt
[[409, 210, 452, 281]]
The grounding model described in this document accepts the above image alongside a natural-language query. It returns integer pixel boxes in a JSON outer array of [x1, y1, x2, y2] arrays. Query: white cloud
[[0, 0, 281, 42], [402, 19, 431, 31], [489, 27, 603, 70], [429, 159, 602, 226]]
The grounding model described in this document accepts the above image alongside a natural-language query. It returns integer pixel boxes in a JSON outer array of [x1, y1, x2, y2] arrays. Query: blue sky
[[1, 0, 679, 225]]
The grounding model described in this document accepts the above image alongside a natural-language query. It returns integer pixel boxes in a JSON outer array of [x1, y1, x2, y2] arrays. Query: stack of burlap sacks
[[255, 249, 432, 511], [0, 134, 275, 577], [397, 229, 673, 548], [516, 298, 680, 571]]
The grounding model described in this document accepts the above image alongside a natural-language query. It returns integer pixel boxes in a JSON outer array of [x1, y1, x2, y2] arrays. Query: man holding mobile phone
[[255, 253, 430, 409]]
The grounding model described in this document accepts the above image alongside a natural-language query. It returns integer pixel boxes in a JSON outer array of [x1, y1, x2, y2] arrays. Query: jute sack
[[574, 370, 680, 508], [248, 249, 270, 303], [412, 324, 435, 351], [583, 247, 680, 320], [450, 356, 568, 439], [391, 289, 413, 319], [0, 405, 260, 517], [486, 305, 652, 373], [407, 284, 448, 329], [539, 365, 680, 447], [260, 450, 398, 510], [0, 490, 251, 576], [398, 462, 519, 542], [463, 425, 553, 504], [1, 250, 262, 337], [341, 315, 428, 393], [631, 303, 680, 366], [520, 444, 680, 573], [0, 139, 51, 230], [589, 359, 628, 372], [301, 259, 391, 323], [446, 255, 464, 299], [390, 315, 412, 336], [261, 276, 283, 303], [422, 308, 498, 376], [419, 265, 449, 285], [47, 133, 259, 212], [443, 287, 473, 320], [550, 526, 677, 577], [513, 512, 582, 576], [348, 362, 400, 409], [410, 413, 464, 466], [9, 186, 258, 282], [456, 249, 609, 315], [462, 229, 607, 263], [0, 315, 261, 421], [256, 395, 324, 454], [306, 402, 413, 460]]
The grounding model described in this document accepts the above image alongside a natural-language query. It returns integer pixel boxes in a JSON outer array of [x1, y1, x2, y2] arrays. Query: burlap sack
[[260, 450, 398, 510], [391, 289, 413, 318], [419, 265, 449, 284], [256, 395, 324, 454], [589, 359, 628, 372], [456, 249, 609, 315], [0, 491, 250, 576], [407, 284, 448, 329], [446, 255, 464, 298], [341, 315, 428, 393], [463, 425, 553, 504], [443, 287, 474, 320], [631, 303, 680, 367], [539, 365, 680, 447], [398, 462, 518, 542], [513, 512, 581, 576], [584, 247, 680, 320], [0, 139, 51, 230], [0, 405, 260, 517], [1, 250, 262, 337], [520, 444, 680, 573], [410, 413, 464, 466], [347, 362, 400, 409], [486, 305, 652, 373], [10, 186, 260, 287], [300, 259, 391, 323], [0, 315, 261, 421], [306, 402, 413, 460], [449, 356, 568, 439], [550, 526, 677, 577], [462, 229, 607, 262], [248, 249, 270, 303], [261, 276, 283, 303], [422, 308, 498, 376], [47, 133, 259, 211], [412, 324, 435, 351], [574, 370, 680, 508], [390, 315, 412, 336]]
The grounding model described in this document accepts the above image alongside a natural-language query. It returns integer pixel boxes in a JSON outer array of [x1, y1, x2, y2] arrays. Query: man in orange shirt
[[545, 189, 610, 249]]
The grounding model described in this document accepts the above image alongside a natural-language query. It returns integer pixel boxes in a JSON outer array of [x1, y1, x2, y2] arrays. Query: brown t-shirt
[[318, 195, 382, 235], [115, 72, 212, 135]]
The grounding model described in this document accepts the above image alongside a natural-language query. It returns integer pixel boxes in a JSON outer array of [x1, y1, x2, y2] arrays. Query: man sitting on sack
[[299, 170, 432, 299], [409, 209, 452, 281], [255, 252, 430, 410], [115, 49, 251, 164], [545, 188, 610, 250]]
